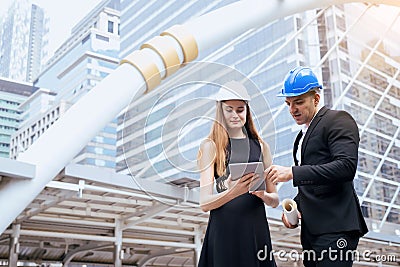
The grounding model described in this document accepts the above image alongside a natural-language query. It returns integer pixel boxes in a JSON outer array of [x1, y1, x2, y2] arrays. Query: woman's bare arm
[[250, 140, 279, 208], [199, 140, 254, 212]]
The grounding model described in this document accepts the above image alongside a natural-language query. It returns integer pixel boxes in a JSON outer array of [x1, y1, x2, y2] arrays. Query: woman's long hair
[[198, 101, 262, 190]]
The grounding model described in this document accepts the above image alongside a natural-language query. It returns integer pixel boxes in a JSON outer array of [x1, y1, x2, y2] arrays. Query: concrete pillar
[[193, 226, 203, 267], [8, 224, 20, 267], [114, 220, 123, 267]]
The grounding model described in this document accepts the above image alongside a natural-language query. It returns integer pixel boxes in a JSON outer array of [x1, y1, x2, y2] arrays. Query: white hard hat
[[215, 81, 251, 102]]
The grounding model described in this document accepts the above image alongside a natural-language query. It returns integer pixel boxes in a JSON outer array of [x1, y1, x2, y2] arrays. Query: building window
[[82, 34, 90, 45], [108, 21, 114, 33], [96, 34, 109, 42]]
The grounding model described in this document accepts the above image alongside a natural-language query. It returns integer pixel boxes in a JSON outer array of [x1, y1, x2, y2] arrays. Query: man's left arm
[[292, 111, 359, 186], [268, 111, 359, 186]]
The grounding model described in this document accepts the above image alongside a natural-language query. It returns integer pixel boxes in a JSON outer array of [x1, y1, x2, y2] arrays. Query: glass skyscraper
[[0, 0, 49, 82], [11, 0, 121, 169], [317, 3, 400, 233], [117, 1, 318, 199], [117, 0, 400, 239]]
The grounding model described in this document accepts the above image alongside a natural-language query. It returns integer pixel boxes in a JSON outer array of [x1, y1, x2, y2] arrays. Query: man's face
[[285, 91, 320, 126]]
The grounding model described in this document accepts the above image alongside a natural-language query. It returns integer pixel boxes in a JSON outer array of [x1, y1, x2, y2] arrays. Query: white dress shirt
[[296, 106, 321, 165]]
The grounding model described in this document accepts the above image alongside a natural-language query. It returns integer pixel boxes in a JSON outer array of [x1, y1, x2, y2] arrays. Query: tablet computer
[[229, 161, 266, 191]]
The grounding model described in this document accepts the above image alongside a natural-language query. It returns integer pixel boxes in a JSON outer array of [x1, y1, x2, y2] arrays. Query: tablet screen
[[228, 162, 265, 191], [229, 162, 263, 180]]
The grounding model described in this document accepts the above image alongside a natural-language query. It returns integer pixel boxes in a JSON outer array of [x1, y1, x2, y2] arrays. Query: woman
[[198, 81, 278, 267]]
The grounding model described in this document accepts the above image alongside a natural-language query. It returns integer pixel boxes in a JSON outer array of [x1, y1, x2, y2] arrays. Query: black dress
[[198, 138, 276, 267]]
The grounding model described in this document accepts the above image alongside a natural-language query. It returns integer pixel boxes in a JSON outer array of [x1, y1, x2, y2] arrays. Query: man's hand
[[282, 212, 301, 229], [266, 165, 293, 184]]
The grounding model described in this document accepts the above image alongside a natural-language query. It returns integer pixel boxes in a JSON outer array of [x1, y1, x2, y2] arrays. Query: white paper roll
[[282, 198, 299, 226]]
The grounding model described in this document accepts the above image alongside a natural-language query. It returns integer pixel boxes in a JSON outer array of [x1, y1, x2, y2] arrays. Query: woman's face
[[221, 100, 247, 130]]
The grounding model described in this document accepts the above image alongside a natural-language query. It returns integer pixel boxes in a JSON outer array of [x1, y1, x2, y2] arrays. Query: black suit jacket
[[293, 106, 368, 236]]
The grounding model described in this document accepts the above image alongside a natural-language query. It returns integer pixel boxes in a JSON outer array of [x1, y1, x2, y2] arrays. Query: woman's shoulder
[[199, 139, 216, 152], [249, 136, 268, 146], [255, 138, 270, 152]]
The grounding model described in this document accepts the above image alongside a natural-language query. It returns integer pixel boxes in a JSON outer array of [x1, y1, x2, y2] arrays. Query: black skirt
[[198, 193, 276, 267]]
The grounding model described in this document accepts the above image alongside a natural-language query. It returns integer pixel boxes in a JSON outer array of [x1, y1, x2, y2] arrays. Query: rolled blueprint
[[282, 198, 299, 226]]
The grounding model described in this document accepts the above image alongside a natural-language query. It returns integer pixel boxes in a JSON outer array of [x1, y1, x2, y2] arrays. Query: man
[[267, 66, 368, 266]]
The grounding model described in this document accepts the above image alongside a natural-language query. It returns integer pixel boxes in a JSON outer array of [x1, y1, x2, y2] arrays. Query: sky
[[1, 0, 399, 58], [0, 0, 103, 57]]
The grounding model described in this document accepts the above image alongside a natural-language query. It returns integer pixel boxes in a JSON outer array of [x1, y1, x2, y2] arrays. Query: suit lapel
[[293, 130, 303, 166], [301, 106, 328, 159]]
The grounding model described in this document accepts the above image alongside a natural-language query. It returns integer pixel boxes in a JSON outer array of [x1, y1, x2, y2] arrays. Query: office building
[[117, 1, 318, 200], [0, 0, 49, 82], [8, 88, 65, 159], [317, 4, 400, 232], [0, 78, 38, 158], [117, 1, 400, 237], [11, 0, 120, 169]]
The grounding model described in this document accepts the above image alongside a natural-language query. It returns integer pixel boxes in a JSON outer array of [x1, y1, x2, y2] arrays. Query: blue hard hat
[[277, 66, 322, 97]]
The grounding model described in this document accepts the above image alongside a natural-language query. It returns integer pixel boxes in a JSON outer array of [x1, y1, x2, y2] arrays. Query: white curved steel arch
[[184, 0, 400, 53], [0, 0, 399, 235]]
